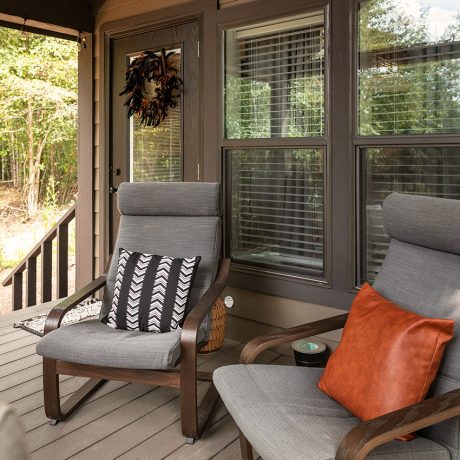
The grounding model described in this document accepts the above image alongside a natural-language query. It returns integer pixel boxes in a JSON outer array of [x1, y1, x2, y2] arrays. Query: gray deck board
[[0, 304, 295, 460]]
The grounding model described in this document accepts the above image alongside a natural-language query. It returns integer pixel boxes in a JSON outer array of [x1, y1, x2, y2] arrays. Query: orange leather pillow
[[318, 283, 454, 429]]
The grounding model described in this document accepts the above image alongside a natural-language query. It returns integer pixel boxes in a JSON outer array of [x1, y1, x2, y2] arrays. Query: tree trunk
[[25, 101, 46, 216], [10, 131, 17, 187]]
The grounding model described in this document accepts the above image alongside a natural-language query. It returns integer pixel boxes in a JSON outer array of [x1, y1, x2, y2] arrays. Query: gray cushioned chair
[[37, 182, 229, 443], [214, 192, 460, 460]]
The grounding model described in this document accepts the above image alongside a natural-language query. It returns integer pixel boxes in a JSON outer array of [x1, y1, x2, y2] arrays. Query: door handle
[[109, 186, 118, 194]]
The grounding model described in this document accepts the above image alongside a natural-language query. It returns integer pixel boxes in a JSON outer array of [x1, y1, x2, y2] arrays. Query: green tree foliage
[[0, 28, 77, 216], [359, 0, 460, 204], [358, 0, 460, 136]]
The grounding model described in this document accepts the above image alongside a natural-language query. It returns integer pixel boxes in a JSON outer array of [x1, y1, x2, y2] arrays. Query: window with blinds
[[358, 1, 460, 136], [224, 11, 327, 277], [224, 11, 325, 139], [227, 148, 325, 277], [358, 0, 460, 284], [130, 48, 182, 182], [361, 147, 460, 282]]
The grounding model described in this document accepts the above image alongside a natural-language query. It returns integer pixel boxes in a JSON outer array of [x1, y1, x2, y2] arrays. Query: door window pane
[[361, 146, 460, 282], [227, 148, 325, 277], [358, 0, 460, 136], [130, 48, 182, 182], [225, 11, 326, 139]]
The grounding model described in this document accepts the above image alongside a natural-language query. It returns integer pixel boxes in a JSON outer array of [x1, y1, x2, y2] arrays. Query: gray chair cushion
[[374, 239, 460, 381], [117, 182, 221, 217], [36, 319, 204, 370], [373, 238, 460, 457], [214, 365, 450, 460], [383, 192, 460, 256], [372, 192, 460, 459], [0, 402, 28, 460], [101, 215, 221, 318], [100, 182, 222, 343]]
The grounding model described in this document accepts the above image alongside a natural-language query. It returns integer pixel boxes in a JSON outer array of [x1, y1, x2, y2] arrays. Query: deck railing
[[2, 203, 77, 310]]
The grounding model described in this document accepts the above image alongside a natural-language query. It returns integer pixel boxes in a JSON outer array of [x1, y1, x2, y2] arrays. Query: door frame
[[97, 1, 218, 274], [109, 20, 200, 248]]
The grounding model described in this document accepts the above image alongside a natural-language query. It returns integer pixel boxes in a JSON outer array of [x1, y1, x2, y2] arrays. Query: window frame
[[214, 0, 460, 308], [223, 145, 329, 284], [219, 1, 333, 285], [353, 0, 460, 286]]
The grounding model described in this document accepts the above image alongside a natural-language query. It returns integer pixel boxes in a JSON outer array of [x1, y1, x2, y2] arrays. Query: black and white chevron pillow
[[104, 249, 201, 333]]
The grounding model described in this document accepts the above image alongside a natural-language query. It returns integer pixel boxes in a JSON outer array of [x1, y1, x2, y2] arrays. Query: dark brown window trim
[[352, 0, 460, 287], [353, 136, 460, 146], [222, 145, 329, 284], [229, 269, 356, 310], [219, 0, 333, 290], [220, 138, 328, 148], [355, 142, 460, 286]]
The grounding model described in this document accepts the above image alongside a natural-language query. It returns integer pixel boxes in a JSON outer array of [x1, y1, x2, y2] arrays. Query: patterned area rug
[[13, 299, 102, 337]]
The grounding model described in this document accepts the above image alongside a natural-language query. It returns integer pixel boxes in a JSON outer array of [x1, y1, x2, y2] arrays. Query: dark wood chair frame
[[42, 258, 230, 444], [237, 314, 460, 460]]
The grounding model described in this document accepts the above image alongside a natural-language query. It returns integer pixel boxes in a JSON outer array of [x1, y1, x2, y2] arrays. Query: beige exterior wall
[[93, 0, 346, 334], [224, 287, 343, 346]]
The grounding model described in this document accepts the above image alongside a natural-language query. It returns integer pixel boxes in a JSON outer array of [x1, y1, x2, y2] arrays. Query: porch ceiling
[[0, 0, 105, 36]]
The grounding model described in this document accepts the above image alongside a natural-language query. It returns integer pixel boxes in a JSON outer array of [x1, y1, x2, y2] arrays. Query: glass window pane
[[361, 146, 460, 282], [225, 11, 326, 139], [227, 148, 325, 277], [130, 48, 182, 182], [358, 0, 460, 136]]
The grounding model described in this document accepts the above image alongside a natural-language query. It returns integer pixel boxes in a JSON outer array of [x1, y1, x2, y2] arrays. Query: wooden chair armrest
[[336, 388, 460, 460], [44, 275, 107, 335], [181, 259, 230, 347], [239, 313, 348, 364]]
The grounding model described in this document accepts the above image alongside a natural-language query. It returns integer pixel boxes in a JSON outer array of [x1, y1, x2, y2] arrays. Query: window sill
[[230, 262, 329, 288]]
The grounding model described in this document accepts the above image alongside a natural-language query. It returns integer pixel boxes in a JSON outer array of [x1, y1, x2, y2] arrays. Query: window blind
[[358, 1, 460, 136], [130, 48, 182, 182], [228, 148, 325, 277], [225, 11, 325, 139], [361, 147, 460, 282], [131, 104, 182, 182]]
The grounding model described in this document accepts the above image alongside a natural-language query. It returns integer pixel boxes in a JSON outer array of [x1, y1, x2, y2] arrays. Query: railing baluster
[[41, 240, 52, 303], [12, 272, 23, 310], [57, 224, 69, 298], [26, 257, 37, 307], [2, 203, 76, 311]]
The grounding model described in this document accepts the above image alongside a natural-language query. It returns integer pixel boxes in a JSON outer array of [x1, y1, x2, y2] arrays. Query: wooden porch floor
[[0, 304, 294, 460]]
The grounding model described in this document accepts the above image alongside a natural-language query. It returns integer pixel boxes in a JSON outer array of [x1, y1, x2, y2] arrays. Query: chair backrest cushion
[[100, 182, 222, 322], [374, 192, 460, 456], [382, 193, 460, 256], [117, 181, 221, 217]]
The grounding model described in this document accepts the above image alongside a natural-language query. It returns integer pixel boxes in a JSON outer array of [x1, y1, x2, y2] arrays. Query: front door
[[110, 21, 200, 248]]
